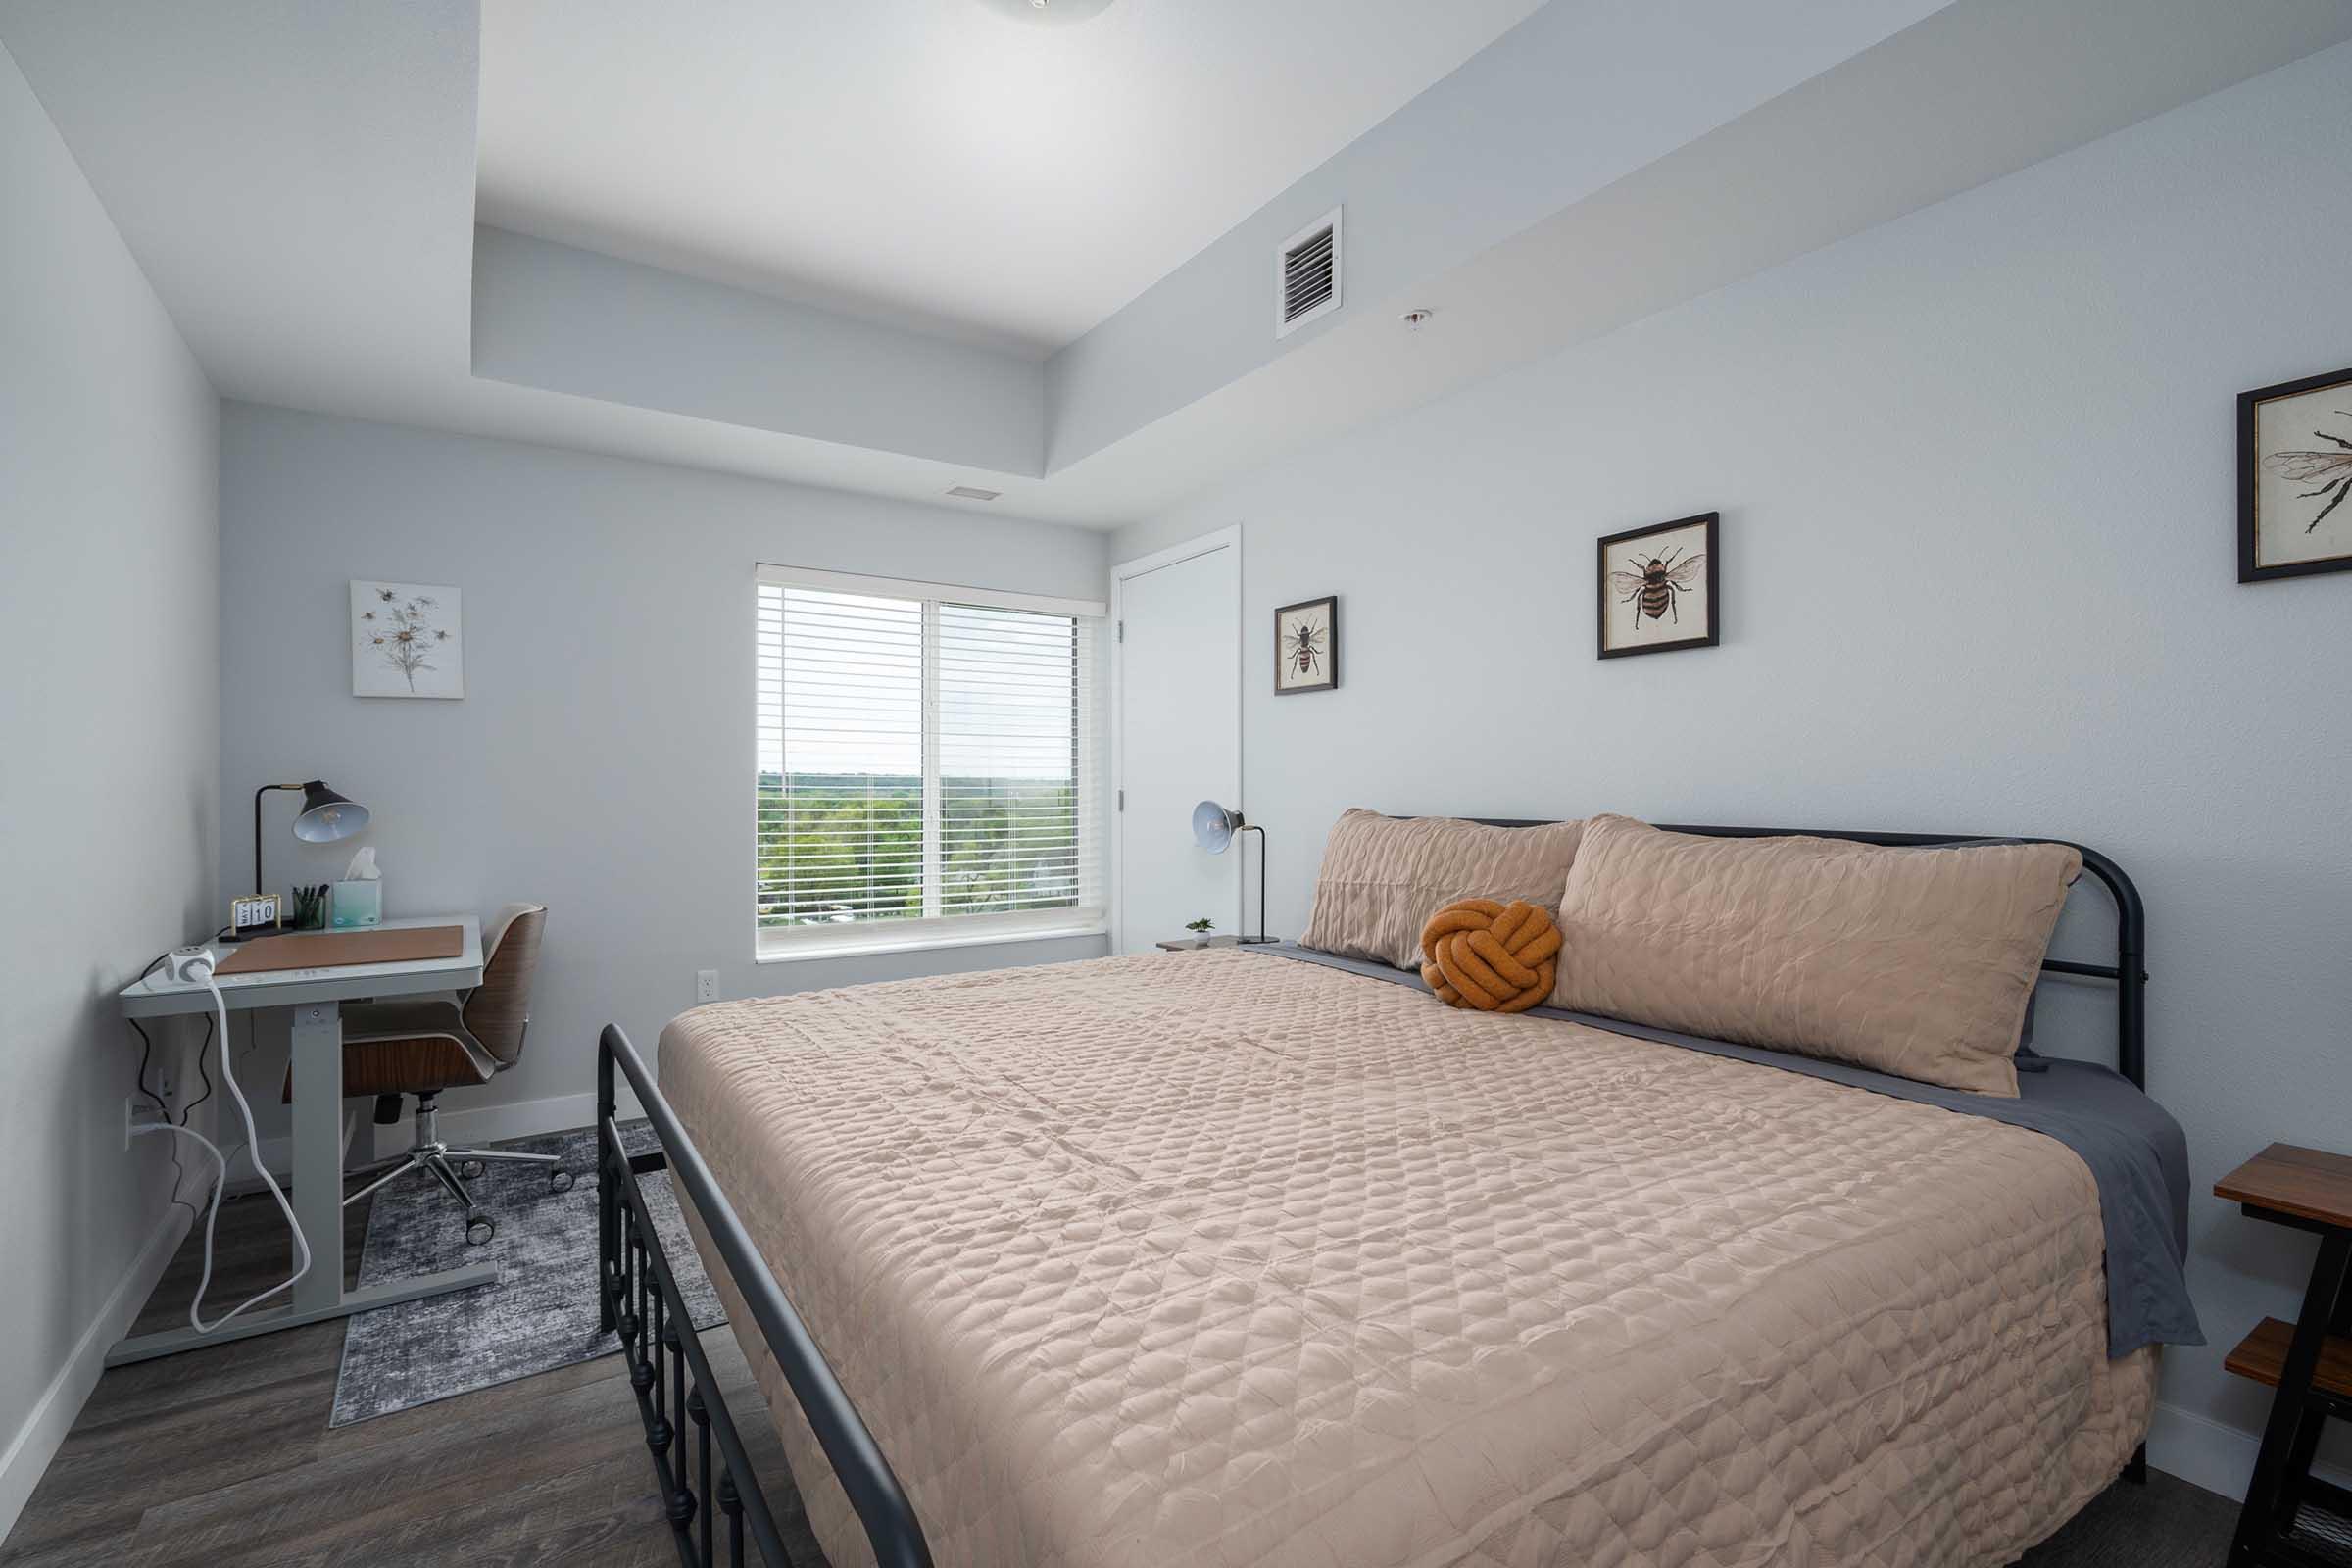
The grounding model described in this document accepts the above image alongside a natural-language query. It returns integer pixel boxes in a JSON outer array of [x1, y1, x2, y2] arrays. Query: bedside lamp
[[243, 780, 369, 936], [1191, 800, 1274, 945]]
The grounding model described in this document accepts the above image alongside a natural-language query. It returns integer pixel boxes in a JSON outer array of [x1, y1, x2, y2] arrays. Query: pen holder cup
[[287, 884, 328, 931], [330, 880, 383, 929]]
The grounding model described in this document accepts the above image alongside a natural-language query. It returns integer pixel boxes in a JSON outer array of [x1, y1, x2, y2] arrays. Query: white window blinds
[[755, 565, 1106, 956]]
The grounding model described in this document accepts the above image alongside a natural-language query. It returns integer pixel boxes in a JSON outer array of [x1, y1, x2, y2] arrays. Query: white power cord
[[131, 948, 312, 1334]]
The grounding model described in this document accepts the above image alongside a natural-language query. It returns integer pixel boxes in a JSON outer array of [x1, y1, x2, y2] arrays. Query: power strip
[[155, 945, 220, 989]]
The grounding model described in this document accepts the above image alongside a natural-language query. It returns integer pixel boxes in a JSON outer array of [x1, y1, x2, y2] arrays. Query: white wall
[[219, 405, 1110, 1150], [0, 39, 219, 1533], [1116, 42, 2352, 1492]]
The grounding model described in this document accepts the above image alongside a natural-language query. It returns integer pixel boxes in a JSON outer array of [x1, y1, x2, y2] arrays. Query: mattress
[[659, 950, 2155, 1568]]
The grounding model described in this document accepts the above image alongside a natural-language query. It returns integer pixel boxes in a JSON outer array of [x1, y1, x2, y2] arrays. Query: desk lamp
[[1191, 801, 1275, 945], [239, 780, 369, 940]]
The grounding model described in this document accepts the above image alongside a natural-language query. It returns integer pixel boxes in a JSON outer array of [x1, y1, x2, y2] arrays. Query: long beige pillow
[[1549, 814, 2080, 1097], [1299, 809, 1584, 970]]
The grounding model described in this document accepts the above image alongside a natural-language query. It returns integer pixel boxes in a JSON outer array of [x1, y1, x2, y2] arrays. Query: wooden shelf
[[2216, 1144, 2352, 1230], [2227, 1317, 2352, 1400]]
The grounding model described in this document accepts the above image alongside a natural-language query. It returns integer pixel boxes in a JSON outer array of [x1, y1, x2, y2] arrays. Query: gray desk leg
[[104, 997, 497, 1367], [289, 1000, 345, 1314]]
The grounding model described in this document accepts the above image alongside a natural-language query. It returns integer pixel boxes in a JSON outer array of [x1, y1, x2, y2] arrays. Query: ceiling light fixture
[[975, 0, 1116, 24]]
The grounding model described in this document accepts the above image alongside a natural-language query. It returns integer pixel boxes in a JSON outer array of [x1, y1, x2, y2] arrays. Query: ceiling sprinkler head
[[1400, 309, 1435, 331]]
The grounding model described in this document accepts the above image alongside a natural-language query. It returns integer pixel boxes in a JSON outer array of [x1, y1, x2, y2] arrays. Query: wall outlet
[[695, 969, 720, 1004], [124, 1095, 164, 1152]]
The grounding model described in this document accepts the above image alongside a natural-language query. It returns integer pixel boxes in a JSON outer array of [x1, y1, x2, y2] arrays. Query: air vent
[[1275, 207, 1343, 338], [946, 485, 1002, 501]]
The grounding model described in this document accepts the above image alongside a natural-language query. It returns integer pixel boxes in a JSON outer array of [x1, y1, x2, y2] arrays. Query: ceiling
[[6, 1, 2349, 530], [476, 0, 1545, 356]]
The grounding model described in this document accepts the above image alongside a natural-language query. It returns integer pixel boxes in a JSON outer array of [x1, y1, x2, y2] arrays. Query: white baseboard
[[0, 1084, 639, 1536], [240, 1086, 645, 1188], [0, 1202, 191, 1543], [2149, 1397, 2352, 1501]]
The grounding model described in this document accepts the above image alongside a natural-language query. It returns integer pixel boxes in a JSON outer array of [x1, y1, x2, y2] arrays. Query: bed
[[593, 824, 2194, 1568]]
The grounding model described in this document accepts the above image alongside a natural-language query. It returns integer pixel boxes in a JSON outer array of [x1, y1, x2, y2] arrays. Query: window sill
[[754, 923, 1108, 966]]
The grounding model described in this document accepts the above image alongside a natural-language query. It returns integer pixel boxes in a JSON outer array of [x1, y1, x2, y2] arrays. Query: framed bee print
[[2241, 365, 2352, 582], [1273, 595, 1338, 694], [1598, 513, 1718, 659]]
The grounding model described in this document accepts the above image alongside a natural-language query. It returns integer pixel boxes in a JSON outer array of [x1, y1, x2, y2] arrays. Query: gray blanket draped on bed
[[1255, 942, 2201, 1355]]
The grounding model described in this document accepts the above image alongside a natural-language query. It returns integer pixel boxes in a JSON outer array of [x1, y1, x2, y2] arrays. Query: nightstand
[[1155, 935, 1242, 951], [2216, 1143, 2352, 1565]]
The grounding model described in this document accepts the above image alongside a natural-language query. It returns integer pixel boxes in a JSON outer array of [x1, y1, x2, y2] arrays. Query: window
[[755, 564, 1107, 957]]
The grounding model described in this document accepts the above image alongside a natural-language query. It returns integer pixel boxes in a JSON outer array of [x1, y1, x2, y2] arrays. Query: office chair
[[324, 904, 564, 1246]]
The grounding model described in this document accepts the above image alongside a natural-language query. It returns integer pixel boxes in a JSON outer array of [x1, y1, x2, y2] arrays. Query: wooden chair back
[[464, 904, 545, 1068]]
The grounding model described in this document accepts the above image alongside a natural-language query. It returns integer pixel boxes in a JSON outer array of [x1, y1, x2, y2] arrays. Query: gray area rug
[[331, 1122, 724, 1427]]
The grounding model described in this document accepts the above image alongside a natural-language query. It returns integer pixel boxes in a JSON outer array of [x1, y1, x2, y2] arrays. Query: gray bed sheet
[[1253, 942, 2201, 1356]]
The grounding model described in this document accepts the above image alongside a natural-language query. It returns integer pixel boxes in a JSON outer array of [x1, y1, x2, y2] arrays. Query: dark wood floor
[[3, 1187, 2242, 1567], [0, 1188, 787, 1568]]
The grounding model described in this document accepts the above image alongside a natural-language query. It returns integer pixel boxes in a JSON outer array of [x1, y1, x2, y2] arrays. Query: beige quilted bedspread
[[658, 951, 2153, 1568]]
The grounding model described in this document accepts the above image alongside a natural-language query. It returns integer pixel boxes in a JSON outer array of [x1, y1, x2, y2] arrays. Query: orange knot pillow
[[1419, 899, 1563, 1013]]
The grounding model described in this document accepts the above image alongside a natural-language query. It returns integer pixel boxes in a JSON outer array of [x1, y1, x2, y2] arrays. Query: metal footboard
[[597, 1023, 935, 1568]]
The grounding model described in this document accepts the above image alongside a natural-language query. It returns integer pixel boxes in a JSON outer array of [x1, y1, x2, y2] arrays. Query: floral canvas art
[[351, 581, 464, 698]]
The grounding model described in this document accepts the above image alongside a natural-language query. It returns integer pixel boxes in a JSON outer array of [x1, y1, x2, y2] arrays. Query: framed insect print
[[1273, 595, 1338, 694], [2241, 365, 2352, 582], [1598, 513, 1718, 658]]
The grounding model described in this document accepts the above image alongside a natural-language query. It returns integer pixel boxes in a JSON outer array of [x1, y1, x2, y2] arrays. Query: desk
[[111, 915, 495, 1365]]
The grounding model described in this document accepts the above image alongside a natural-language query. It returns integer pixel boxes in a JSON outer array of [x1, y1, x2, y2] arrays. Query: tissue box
[[330, 879, 382, 929]]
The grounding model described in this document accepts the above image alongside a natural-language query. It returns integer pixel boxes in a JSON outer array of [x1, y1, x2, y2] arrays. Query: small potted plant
[[1184, 917, 1215, 946]]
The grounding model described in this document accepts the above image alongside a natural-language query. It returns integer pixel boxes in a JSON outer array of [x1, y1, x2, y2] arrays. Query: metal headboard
[[1463, 819, 2148, 1089]]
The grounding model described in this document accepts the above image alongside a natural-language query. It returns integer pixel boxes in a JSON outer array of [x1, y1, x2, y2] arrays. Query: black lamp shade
[[245, 778, 371, 930], [293, 780, 369, 843]]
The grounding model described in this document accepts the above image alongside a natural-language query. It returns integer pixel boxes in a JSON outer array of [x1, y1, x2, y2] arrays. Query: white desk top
[[119, 914, 484, 1018]]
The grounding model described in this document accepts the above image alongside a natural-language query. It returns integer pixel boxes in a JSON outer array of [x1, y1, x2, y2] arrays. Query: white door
[[1115, 530, 1241, 955]]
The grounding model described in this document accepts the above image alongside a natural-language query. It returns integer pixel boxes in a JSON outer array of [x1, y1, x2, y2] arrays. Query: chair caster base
[[550, 1169, 575, 1194], [466, 1213, 496, 1247], [458, 1158, 486, 1180]]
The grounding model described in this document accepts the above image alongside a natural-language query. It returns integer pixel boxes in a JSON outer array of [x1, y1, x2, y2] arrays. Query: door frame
[[1109, 524, 1243, 954]]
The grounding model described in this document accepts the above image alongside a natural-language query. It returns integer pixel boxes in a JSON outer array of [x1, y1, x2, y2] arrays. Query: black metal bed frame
[[599, 1030, 934, 1568], [596, 823, 2152, 1566]]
